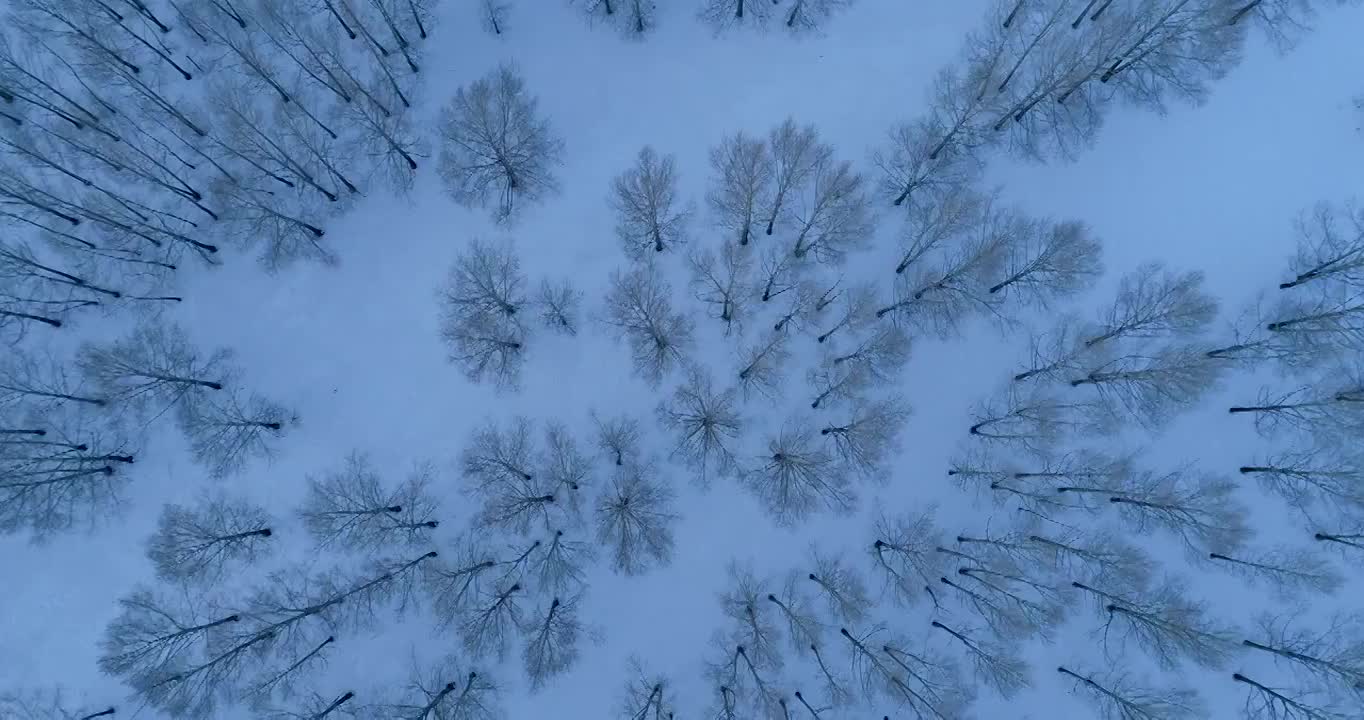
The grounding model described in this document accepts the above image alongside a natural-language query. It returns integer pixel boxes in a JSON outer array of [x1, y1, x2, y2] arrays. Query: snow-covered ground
[[3, 0, 1363, 718]]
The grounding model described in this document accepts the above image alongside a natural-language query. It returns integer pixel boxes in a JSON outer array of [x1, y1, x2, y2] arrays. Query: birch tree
[[736, 331, 790, 401], [0, 421, 133, 539], [595, 461, 677, 575], [437, 64, 564, 223], [707, 130, 772, 246], [763, 118, 827, 236], [1280, 200, 1364, 294], [521, 594, 582, 689], [177, 388, 293, 479], [870, 508, 945, 606], [1242, 611, 1364, 696], [820, 394, 910, 480], [299, 453, 438, 552], [600, 264, 694, 385], [985, 218, 1103, 309], [611, 146, 690, 257], [1057, 666, 1206, 720], [743, 421, 851, 525], [1082, 262, 1219, 348], [1072, 577, 1239, 670], [688, 241, 751, 332], [1070, 343, 1226, 429], [1061, 466, 1249, 555], [146, 495, 274, 585], [77, 322, 231, 418], [1207, 545, 1342, 600], [931, 621, 1030, 698], [656, 367, 743, 485]]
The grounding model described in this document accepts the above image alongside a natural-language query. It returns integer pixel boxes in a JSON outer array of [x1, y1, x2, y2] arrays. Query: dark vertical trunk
[[78, 708, 116, 720], [1003, 0, 1025, 28], [1229, 0, 1261, 25]]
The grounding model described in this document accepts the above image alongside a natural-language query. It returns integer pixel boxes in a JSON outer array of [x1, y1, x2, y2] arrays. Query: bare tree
[[688, 242, 751, 333], [1082, 262, 1219, 348], [1233, 671, 1345, 720], [820, 394, 910, 480], [177, 388, 293, 479], [986, 219, 1103, 309], [967, 381, 1108, 455], [829, 323, 910, 383], [535, 277, 581, 336], [440, 310, 525, 389], [764, 571, 822, 656], [617, 657, 675, 720], [782, 0, 854, 33], [1012, 314, 1096, 386], [1072, 577, 1238, 670], [1240, 443, 1364, 519], [0, 688, 115, 720], [656, 367, 743, 485], [521, 594, 582, 690], [1205, 297, 1328, 372], [436, 64, 563, 223], [707, 130, 772, 246], [1264, 289, 1364, 358], [891, 186, 984, 276], [1060, 466, 1249, 555], [931, 621, 1030, 698], [1, 421, 133, 539], [806, 358, 867, 410], [1057, 666, 1206, 720], [736, 331, 790, 401], [1228, 370, 1364, 442], [872, 117, 980, 210], [697, 0, 773, 32], [763, 118, 827, 236], [263, 691, 354, 720], [441, 237, 527, 320], [876, 198, 1015, 338], [423, 536, 500, 629], [839, 627, 970, 718], [371, 656, 500, 720], [600, 264, 694, 385], [0, 348, 107, 410], [756, 242, 802, 304], [1280, 200, 1364, 293], [1207, 545, 1342, 600], [480, 0, 509, 35], [298, 453, 438, 552], [870, 508, 944, 606], [1243, 611, 1364, 695], [743, 421, 851, 525], [530, 529, 593, 595], [595, 460, 677, 575], [958, 524, 1154, 588], [459, 579, 523, 661], [474, 470, 560, 536], [789, 152, 872, 265], [590, 411, 640, 467], [538, 421, 591, 518], [814, 281, 876, 345], [1070, 343, 1226, 429], [806, 547, 871, 624], [103, 552, 436, 719], [77, 322, 230, 418], [146, 495, 273, 585], [462, 417, 536, 491], [611, 146, 690, 257]]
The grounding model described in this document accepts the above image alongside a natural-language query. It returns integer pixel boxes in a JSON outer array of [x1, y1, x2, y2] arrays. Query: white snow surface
[[3, 1, 1364, 718]]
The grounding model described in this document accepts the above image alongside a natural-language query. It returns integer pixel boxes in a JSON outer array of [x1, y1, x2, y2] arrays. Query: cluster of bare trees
[[874, 0, 1341, 221], [437, 236, 581, 388], [0, 0, 435, 333], [698, 0, 855, 34], [1, 319, 291, 540], [923, 202, 1362, 718]]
